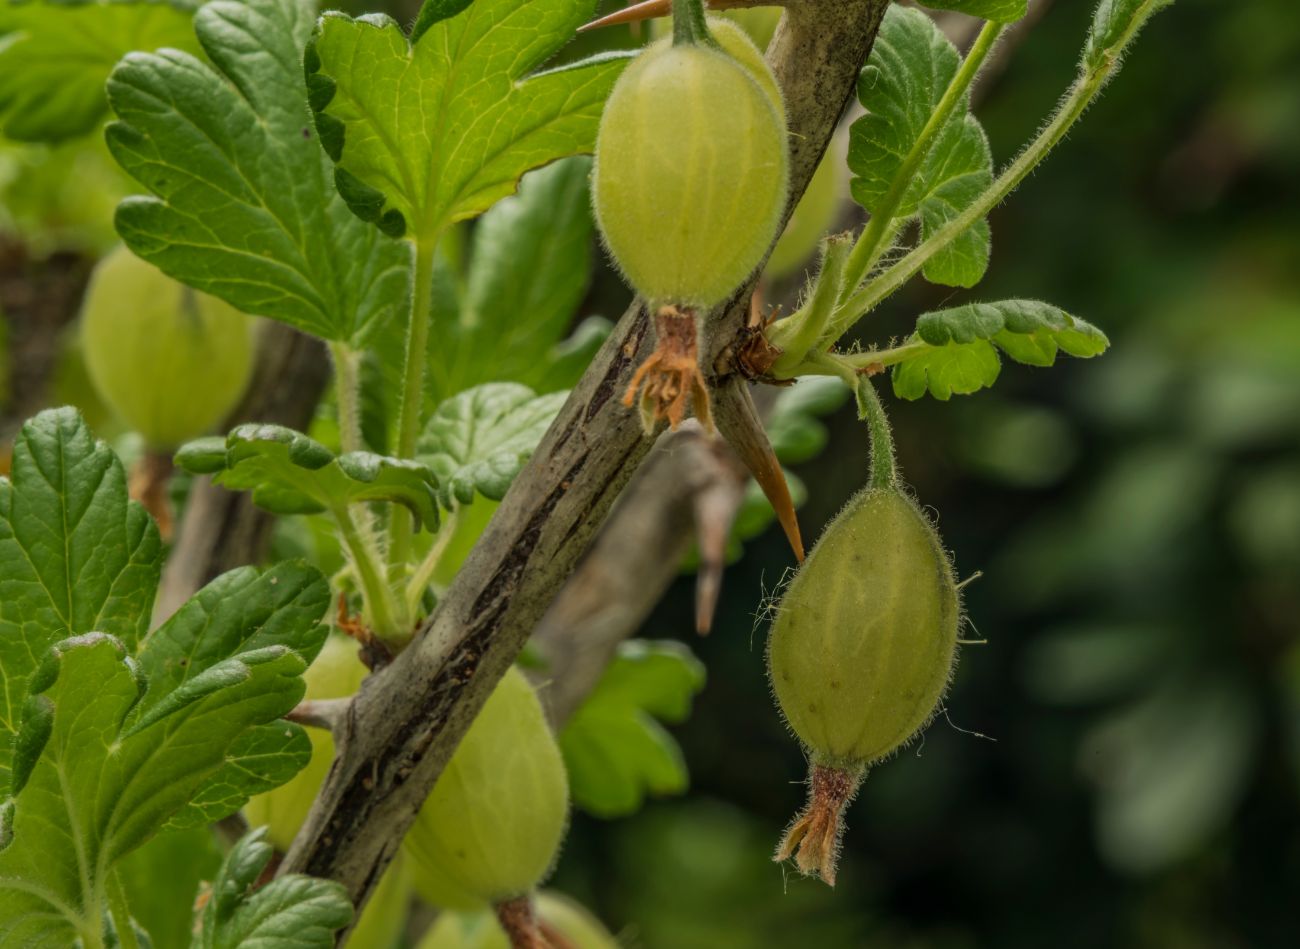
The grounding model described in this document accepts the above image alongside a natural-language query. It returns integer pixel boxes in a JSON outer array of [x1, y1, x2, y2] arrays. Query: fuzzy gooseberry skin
[[405, 666, 569, 910], [80, 245, 253, 449], [415, 891, 617, 949], [768, 487, 960, 766], [243, 635, 410, 949], [592, 41, 788, 309]]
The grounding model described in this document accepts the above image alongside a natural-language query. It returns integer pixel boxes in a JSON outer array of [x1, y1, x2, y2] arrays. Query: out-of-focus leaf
[[560, 641, 706, 818], [919, 0, 1028, 22], [0, 0, 200, 142], [1022, 625, 1170, 706], [118, 824, 224, 948], [177, 424, 440, 530], [765, 377, 851, 465], [417, 384, 566, 507]]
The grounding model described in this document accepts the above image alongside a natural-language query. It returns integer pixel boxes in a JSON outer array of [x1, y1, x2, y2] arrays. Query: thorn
[[285, 697, 352, 733], [578, 0, 671, 32], [712, 378, 805, 562]]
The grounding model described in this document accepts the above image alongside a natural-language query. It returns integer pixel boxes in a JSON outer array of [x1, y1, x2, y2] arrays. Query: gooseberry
[[80, 244, 254, 449], [415, 891, 617, 949]]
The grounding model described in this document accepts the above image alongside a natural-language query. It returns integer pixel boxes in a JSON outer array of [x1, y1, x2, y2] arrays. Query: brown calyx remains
[[774, 763, 865, 887], [623, 305, 714, 434]]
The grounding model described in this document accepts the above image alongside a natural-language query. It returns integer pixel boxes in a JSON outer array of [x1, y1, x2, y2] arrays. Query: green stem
[[839, 20, 1006, 302], [337, 506, 405, 644], [672, 0, 715, 47], [404, 509, 459, 616], [329, 342, 364, 454], [836, 4, 1164, 328], [855, 375, 897, 490], [107, 871, 140, 949], [768, 234, 854, 377], [390, 236, 438, 576]]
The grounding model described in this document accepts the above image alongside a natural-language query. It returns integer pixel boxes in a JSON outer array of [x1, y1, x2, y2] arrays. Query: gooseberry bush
[[0, 0, 1173, 944]]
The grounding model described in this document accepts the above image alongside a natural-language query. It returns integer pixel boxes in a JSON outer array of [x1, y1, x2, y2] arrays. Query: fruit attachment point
[[774, 762, 864, 886], [494, 895, 563, 949], [623, 305, 715, 434]]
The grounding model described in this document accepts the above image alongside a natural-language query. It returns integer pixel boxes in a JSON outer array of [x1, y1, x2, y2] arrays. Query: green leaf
[[892, 300, 1110, 400], [917, 0, 1028, 23], [431, 157, 602, 399], [0, 0, 200, 143], [559, 641, 706, 818], [118, 825, 224, 948], [0, 407, 161, 786], [193, 827, 352, 949], [0, 634, 310, 944], [177, 424, 441, 530], [106, 0, 409, 343], [1086, 0, 1176, 70], [848, 6, 994, 287], [417, 383, 567, 507], [305, 0, 630, 241]]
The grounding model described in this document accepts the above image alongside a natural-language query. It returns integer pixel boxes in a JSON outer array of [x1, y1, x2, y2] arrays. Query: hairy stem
[[389, 237, 438, 576], [768, 233, 852, 377], [336, 506, 404, 644], [329, 342, 364, 454], [837, 19, 1006, 306], [672, 0, 715, 47], [404, 509, 459, 616], [838, 1, 1169, 324]]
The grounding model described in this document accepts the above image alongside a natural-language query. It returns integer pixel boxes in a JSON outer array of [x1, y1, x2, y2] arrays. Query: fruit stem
[[774, 762, 864, 886], [494, 895, 552, 949], [767, 233, 853, 378], [108, 869, 141, 949], [671, 0, 716, 47], [834, 0, 1172, 329], [128, 451, 175, 541], [836, 20, 1006, 314], [328, 342, 364, 454], [854, 376, 897, 490], [336, 505, 406, 647], [389, 236, 438, 582]]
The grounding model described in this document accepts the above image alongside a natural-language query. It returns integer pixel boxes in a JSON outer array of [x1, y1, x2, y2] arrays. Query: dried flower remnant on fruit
[[623, 305, 713, 433], [773, 763, 863, 886]]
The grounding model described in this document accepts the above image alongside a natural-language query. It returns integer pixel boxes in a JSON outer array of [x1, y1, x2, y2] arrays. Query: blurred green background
[[3, 0, 1298, 946]]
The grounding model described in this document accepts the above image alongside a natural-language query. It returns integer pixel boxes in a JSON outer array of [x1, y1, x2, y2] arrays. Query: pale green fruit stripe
[[593, 43, 788, 308], [767, 488, 960, 766]]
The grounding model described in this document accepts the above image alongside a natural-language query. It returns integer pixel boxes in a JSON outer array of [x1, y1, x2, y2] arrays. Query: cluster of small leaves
[[0, 409, 348, 945], [0, 0, 201, 142], [848, 6, 995, 288], [178, 423, 441, 530], [559, 641, 706, 818], [891, 300, 1110, 400]]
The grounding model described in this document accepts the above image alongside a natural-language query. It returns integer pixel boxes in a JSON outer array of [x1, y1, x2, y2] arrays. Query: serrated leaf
[[559, 641, 706, 818], [417, 383, 567, 507], [1086, 0, 1176, 69], [432, 157, 601, 399], [0, 635, 310, 945], [105, 0, 409, 343], [0, 0, 200, 143], [848, 6, 994, 287], [918, 0, 1028, 23], [893, 300, 1110, 400], [305, 0, 630, 240], [193, 827, 352, 949], [0, 407, 161, 786], [177, 424, 441, 530]]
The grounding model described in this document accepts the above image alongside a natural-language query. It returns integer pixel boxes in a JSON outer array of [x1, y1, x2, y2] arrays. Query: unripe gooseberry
[[404, 666, 569, 911], [244, 635, 411, 949], [416, 891, 618, 949], [80, 245, 254, 449], [767, 485, 960, 884], [592, 38, 788, 309], [766, 143, 843, 280]]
